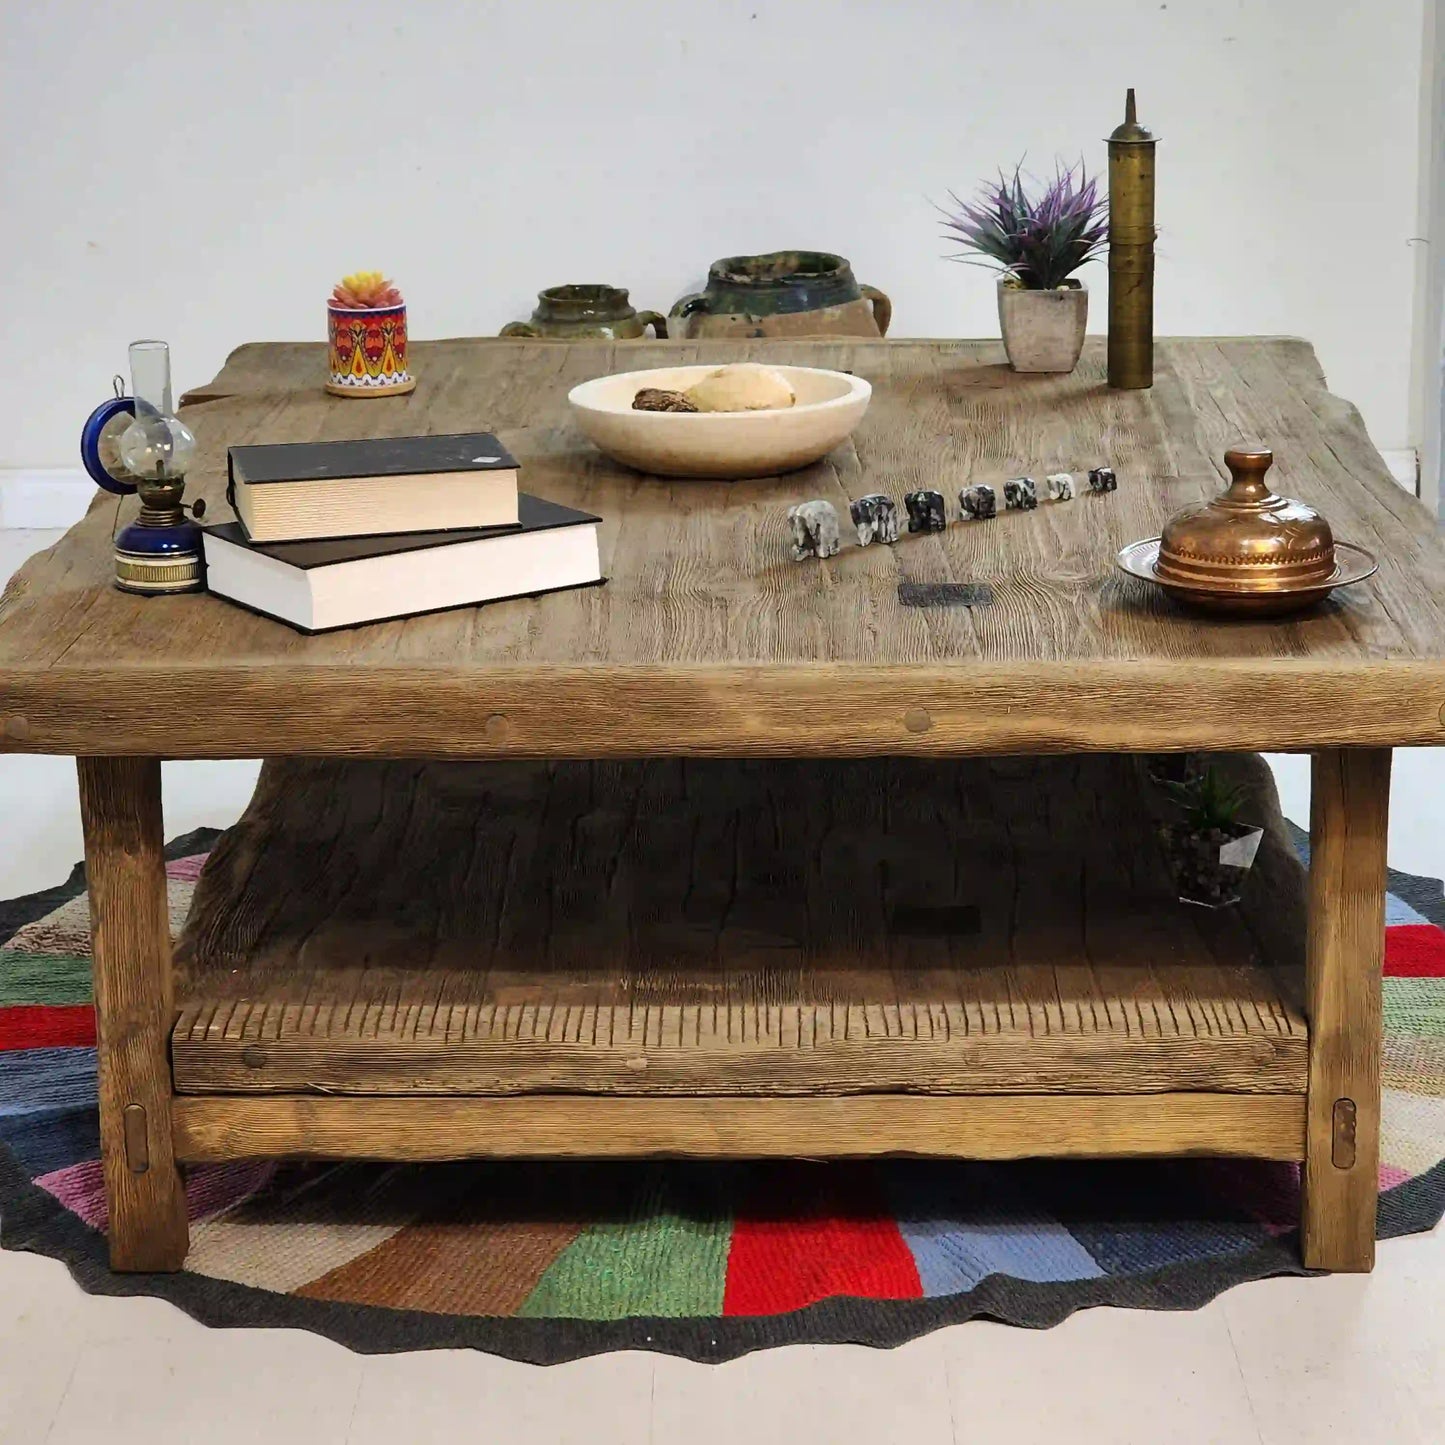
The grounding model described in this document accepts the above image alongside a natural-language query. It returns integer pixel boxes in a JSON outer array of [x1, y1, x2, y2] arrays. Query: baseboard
[[0, 470, 93, 529]]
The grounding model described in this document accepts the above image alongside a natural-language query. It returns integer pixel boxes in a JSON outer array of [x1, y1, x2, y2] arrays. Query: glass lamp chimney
[[118, 340, 197, 483]]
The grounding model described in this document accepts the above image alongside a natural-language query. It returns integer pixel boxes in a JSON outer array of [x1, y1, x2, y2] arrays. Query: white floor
[[1, 526, 1443, 1445]]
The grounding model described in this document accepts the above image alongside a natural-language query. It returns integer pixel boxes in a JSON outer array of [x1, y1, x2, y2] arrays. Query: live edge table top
[[3, 336, 1445, 761]]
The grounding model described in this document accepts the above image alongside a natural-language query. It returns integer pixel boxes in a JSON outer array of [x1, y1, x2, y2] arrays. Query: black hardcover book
[[226, 431, 520, 543], [203, 493, 603, 633], [229, 432, 519, 485]]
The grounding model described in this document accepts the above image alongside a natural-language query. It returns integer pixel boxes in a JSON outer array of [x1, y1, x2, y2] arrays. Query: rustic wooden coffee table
[[3, 337, 1443, 1277]]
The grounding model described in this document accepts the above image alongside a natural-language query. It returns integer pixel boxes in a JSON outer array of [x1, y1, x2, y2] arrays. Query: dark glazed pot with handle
[[669, 251, 892, 339], [500, 285, 667, 340]]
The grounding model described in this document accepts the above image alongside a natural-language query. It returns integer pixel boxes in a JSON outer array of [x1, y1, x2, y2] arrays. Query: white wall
[[1415, 0, 1445, 511], [0, 0, 1427, 469]]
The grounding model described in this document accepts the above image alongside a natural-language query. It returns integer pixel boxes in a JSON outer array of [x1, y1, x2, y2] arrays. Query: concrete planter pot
[[997, 280, 1088, 373]]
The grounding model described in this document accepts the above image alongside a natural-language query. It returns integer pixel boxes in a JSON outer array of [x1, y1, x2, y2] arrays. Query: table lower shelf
[[172, 754, 1309, 1104]]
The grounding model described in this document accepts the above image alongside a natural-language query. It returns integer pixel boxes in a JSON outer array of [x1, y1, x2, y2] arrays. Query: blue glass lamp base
[[114, 517, 205, 595]]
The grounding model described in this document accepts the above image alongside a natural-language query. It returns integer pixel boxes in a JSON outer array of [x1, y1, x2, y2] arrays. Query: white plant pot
[[997, 281, 1089, 374]]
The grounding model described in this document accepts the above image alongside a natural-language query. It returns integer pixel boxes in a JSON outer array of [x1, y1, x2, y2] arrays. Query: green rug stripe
[[1384, 1036, 1445, 1097], [518, 1167, 731, 1321], [0, 951, 93, 1006], [1385, 978, 1445, 1038]]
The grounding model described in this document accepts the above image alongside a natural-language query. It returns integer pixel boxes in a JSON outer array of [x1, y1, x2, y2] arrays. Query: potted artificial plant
[[1159, 766, 1265, 908], [940, 163, 1107, 374], [326, 271, 414, 397]]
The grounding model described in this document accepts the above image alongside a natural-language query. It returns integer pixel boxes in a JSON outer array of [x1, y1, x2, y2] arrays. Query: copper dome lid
[[1156, 446, 1336, 593]]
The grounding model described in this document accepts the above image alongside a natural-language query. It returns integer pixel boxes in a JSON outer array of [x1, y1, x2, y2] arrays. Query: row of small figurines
[[787, 468, 1118, 559]]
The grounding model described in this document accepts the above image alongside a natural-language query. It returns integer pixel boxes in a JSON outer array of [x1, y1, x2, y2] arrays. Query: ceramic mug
[[326, 302, 416, 397]]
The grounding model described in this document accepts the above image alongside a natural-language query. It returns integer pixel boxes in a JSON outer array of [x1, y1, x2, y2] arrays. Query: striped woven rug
[[2, 825, 1442, 1364]]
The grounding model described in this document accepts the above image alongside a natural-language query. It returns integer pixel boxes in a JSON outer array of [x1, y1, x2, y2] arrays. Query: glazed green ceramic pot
[[500, 285, 667, 340], [669, 251, 891, 339]]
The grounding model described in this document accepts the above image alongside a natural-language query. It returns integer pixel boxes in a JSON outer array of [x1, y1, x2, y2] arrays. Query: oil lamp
[[80, 340, 205, 595]]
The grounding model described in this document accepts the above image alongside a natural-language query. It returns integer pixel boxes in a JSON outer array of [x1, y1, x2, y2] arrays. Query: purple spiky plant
[[939, 162, 1108, 290]]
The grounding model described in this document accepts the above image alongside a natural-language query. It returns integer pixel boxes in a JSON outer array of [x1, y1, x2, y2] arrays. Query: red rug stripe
[[1385, 924, 1445, 978], [0, 1005, 96, 1051], [723, 1166, 922, 1316]]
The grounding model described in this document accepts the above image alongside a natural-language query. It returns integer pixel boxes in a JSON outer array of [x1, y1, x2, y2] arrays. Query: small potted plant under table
[[939, 163, 1107, 374], [1159, 766, 1265, 908]]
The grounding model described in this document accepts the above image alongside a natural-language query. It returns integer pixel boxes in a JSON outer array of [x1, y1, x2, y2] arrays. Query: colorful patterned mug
[[326, 302, 415, 398]]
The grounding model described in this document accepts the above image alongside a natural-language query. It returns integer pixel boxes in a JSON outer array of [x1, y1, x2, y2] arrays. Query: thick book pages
[[203, 493, 602, 633], [227, 432, 520, 542]]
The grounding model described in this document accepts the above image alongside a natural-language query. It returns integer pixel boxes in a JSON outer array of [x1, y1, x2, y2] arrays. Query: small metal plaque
[[890, 904, 982, 937], [898, 582, 994, 609], [122, 1103, 150, 1174], [1332, 1098, 1358, 1169]]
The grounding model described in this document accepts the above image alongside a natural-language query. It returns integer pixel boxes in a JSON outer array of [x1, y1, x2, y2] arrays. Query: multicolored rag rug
[[2, 825, 1443, 1364]]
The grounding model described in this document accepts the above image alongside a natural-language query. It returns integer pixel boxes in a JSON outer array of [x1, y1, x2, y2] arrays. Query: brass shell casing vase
[[1107, 89, 1157, 390]]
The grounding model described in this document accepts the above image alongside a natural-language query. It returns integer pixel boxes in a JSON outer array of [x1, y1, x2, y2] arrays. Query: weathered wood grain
[[3, 662, 1445, 760], [3, 338, 1444, 758], [77, 757, 189, 1271], [1302, 748, 1390, 1271], [170, 1092, 1308, 1164], [171, 753, 1309, 1099]]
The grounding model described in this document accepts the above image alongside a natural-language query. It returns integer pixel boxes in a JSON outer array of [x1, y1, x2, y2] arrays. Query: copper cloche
[[1155, 446, 1336, 592]]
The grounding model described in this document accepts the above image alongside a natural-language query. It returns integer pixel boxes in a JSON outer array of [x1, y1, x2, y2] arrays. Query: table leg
[[77, 757, 188, 1271], [1301, 747, 1390, 1271]]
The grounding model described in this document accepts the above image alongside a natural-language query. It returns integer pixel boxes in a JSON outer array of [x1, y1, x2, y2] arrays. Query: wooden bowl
[[567, 364, 871, 479]]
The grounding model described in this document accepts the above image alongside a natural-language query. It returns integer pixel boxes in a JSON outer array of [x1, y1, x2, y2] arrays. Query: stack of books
[[202, 432, 602, 632]]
